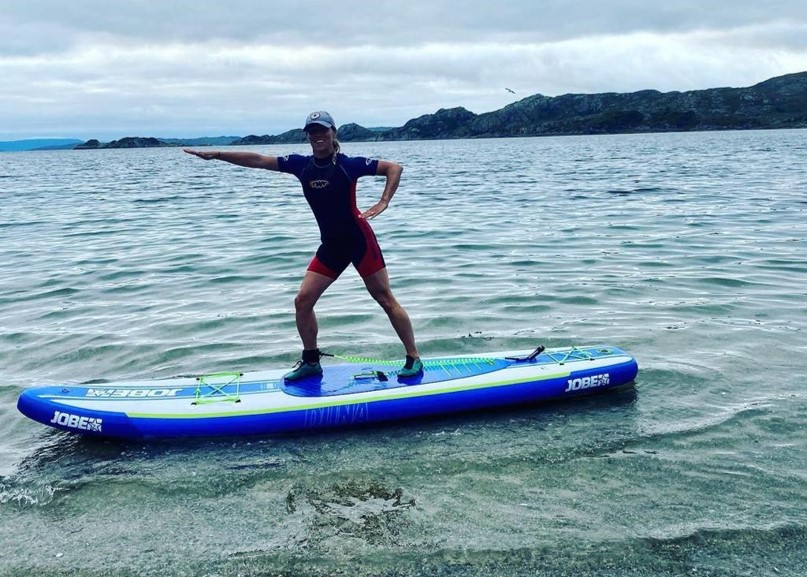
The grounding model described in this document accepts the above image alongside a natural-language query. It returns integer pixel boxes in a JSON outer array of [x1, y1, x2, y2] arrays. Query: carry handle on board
[[505, 345, 545, 363], [353, 370, 389, 382]]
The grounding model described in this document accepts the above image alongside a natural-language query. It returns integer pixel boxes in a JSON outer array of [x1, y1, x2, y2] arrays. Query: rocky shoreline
[[74, 72, 806, 149]]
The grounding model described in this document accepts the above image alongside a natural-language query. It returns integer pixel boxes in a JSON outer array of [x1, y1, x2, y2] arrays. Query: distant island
[[0, 138, 83, 152], [8, 71, 805, 152], [73, 136, 239, 150]]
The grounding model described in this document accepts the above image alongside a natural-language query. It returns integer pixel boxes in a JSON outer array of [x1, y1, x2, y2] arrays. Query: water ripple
[[1, 131, 806, 575]]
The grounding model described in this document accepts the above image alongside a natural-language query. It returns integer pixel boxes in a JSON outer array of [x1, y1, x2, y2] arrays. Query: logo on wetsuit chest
[[309, 179, 330, 189]]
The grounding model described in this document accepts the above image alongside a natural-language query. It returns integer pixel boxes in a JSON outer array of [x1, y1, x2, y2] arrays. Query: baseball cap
[[304, 111, 336, 131]]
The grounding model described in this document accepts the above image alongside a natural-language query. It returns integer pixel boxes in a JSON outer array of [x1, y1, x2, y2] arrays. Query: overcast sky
[[2, 0, 806, 140]]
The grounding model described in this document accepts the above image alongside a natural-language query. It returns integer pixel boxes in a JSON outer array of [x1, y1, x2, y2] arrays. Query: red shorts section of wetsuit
[[307, 217, 386, 279]]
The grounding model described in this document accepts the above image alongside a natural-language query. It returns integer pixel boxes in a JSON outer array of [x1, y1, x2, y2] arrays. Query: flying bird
[[505, 88, 516, 94]]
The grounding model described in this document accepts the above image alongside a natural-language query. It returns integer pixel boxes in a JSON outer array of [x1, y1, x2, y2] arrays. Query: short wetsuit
[[277, 152, 386, 279]]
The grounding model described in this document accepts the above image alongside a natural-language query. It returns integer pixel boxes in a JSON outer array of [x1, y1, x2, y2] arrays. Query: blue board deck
[[282, 357, 512, 397], [17, 345, 639, 439]]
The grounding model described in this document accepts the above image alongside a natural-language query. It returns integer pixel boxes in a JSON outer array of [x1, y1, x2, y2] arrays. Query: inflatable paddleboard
[[17, 345, 638, 440]]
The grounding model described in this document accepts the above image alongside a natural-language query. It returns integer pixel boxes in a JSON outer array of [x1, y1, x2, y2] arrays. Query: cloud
[[6, 0, 805, 48], [1, 1, 805, 139]]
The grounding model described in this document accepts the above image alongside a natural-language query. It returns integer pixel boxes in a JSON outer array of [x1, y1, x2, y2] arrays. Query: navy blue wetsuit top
[[277, 153, 384, 278]]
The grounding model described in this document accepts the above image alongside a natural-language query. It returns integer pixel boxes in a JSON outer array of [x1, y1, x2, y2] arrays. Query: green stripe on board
[[125, 368, 573, 420]]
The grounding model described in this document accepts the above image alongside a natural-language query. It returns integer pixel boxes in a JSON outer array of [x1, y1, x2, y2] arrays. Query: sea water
[[0, 130, 805, 576]]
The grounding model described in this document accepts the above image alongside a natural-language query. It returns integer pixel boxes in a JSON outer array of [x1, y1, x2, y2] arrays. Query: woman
[[184, 111, 422, 381]]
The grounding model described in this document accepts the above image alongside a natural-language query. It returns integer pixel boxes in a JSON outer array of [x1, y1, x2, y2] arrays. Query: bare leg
[[294, 271, 335, 350], [363, 268, 420, 358]]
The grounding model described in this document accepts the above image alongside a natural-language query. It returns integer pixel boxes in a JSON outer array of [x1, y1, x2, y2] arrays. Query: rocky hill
[[376, 71, 807, 141], [231, 122, 381, 146], [75, 137, 168, 149], [74, 72, 807, 149]]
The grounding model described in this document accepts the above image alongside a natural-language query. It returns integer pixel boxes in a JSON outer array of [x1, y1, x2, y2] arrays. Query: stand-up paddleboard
[[17, 345, 638, 440]]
